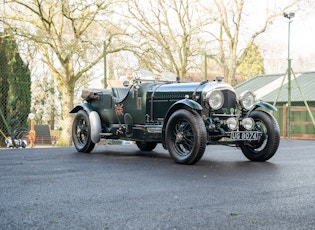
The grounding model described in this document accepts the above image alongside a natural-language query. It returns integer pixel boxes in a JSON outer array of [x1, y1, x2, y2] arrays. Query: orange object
[[28, 118, 36, 148]]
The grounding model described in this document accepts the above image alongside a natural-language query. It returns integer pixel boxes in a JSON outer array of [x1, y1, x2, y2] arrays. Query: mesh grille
[[214, 90, 237, 115]]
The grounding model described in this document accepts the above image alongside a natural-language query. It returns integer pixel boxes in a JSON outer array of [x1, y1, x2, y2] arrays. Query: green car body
[[71, 75, 280, 164]]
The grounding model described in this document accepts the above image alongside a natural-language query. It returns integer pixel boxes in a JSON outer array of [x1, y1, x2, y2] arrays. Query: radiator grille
[[214, 90, 237, 115]]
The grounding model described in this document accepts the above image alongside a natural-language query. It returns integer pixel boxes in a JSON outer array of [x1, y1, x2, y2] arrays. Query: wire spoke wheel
[[75, 119, 89, 146], [172, 121, 195, 156], [240, 110, 280, 161], [72, 110, 95, 153], [166, 109, 206, 165]]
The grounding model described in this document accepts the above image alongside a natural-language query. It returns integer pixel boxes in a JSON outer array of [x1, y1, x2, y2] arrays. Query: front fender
[[253, 101, 277, 112], [246, 101, 277, 117], [175, 99, 203, 111], [164, 99, 202, 124], [70, 103, 95, 114], [161, 99, 202, 149]]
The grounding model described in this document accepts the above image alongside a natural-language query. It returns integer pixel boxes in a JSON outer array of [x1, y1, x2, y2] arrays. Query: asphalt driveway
[[0, 140, 314, 229]]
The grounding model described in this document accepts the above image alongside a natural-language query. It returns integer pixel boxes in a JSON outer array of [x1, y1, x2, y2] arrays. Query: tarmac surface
[[0, 140, 314, 229]]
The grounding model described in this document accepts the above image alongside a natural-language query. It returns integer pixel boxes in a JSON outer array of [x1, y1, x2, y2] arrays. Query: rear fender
[[89, 111, 102, 143], [70, 104, 101, 144], [161, 99, 202, 149], [70, 103, 95, 114]]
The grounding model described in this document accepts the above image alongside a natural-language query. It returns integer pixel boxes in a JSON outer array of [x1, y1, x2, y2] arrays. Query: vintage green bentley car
[[70, 72, 280, 165]]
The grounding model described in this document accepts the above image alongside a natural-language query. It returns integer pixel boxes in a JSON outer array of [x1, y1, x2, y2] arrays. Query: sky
[[268, 11, 315, 56], [1, 0, 314, 77], [258, 4, 315, 72], [236, 0, 314, 74]]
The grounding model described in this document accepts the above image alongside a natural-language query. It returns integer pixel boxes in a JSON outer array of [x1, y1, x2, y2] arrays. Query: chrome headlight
[[242, 118, 255, 130], [239, 91, 256, 110], [226, 117, 238, 130], [207, 90, 224, 110]]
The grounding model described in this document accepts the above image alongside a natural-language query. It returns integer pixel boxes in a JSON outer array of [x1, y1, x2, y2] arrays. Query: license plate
[[230, 131, 260, 140]]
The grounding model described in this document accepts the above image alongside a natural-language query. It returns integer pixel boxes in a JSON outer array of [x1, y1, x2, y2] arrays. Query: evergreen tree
[[0, 32, 31, 145], [238, 43, 265, 82], [0, 34, 10, 144], [7, 46, 31, 129]]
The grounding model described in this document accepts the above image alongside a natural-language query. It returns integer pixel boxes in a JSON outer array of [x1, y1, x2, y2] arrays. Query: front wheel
[[240, 110, 280, 161], [72, 110, 95, 153], [165, 109, 207, 165]]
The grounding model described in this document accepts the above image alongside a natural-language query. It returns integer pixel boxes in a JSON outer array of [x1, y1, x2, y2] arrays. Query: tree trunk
[[58, 85, 74, 146], [229, 58, 237, 86]]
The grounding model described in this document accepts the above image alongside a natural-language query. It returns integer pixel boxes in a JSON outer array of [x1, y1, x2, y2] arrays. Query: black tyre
[[72, 110, 95, 153], [240, 110, 280, 161], [165, 109, 207, 165], [136, 142, 158, 151]]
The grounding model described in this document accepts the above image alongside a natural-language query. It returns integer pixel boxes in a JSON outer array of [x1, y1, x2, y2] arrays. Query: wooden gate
[[282, 104, 315, 140]]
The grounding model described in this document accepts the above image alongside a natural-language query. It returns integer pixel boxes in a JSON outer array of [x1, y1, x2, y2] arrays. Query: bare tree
[[2, 0, 127, 145], [122, 0, 305, 83], [126, 0, 211, 80], [203, 0, 304, 85]]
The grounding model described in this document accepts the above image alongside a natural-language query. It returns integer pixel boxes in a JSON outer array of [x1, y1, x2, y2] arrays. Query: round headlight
[[239, 91, 256, 110], [242, 117, 255, 130], [226, 117, 238, 130], [207, 90, 224, 110]]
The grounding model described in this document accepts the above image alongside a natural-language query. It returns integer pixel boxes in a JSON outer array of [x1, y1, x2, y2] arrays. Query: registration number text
[[230, 131, 260, 140]]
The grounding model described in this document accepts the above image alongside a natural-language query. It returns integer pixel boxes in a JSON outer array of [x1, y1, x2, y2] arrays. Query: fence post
[[283, 103, 287, 138]]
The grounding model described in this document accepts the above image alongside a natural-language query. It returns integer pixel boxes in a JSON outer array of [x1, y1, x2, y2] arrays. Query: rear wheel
[[72, 110, 95, 153], [240, 110, 280, 161], [165, 109, 207, 165], [136, 142, 158, 151]]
